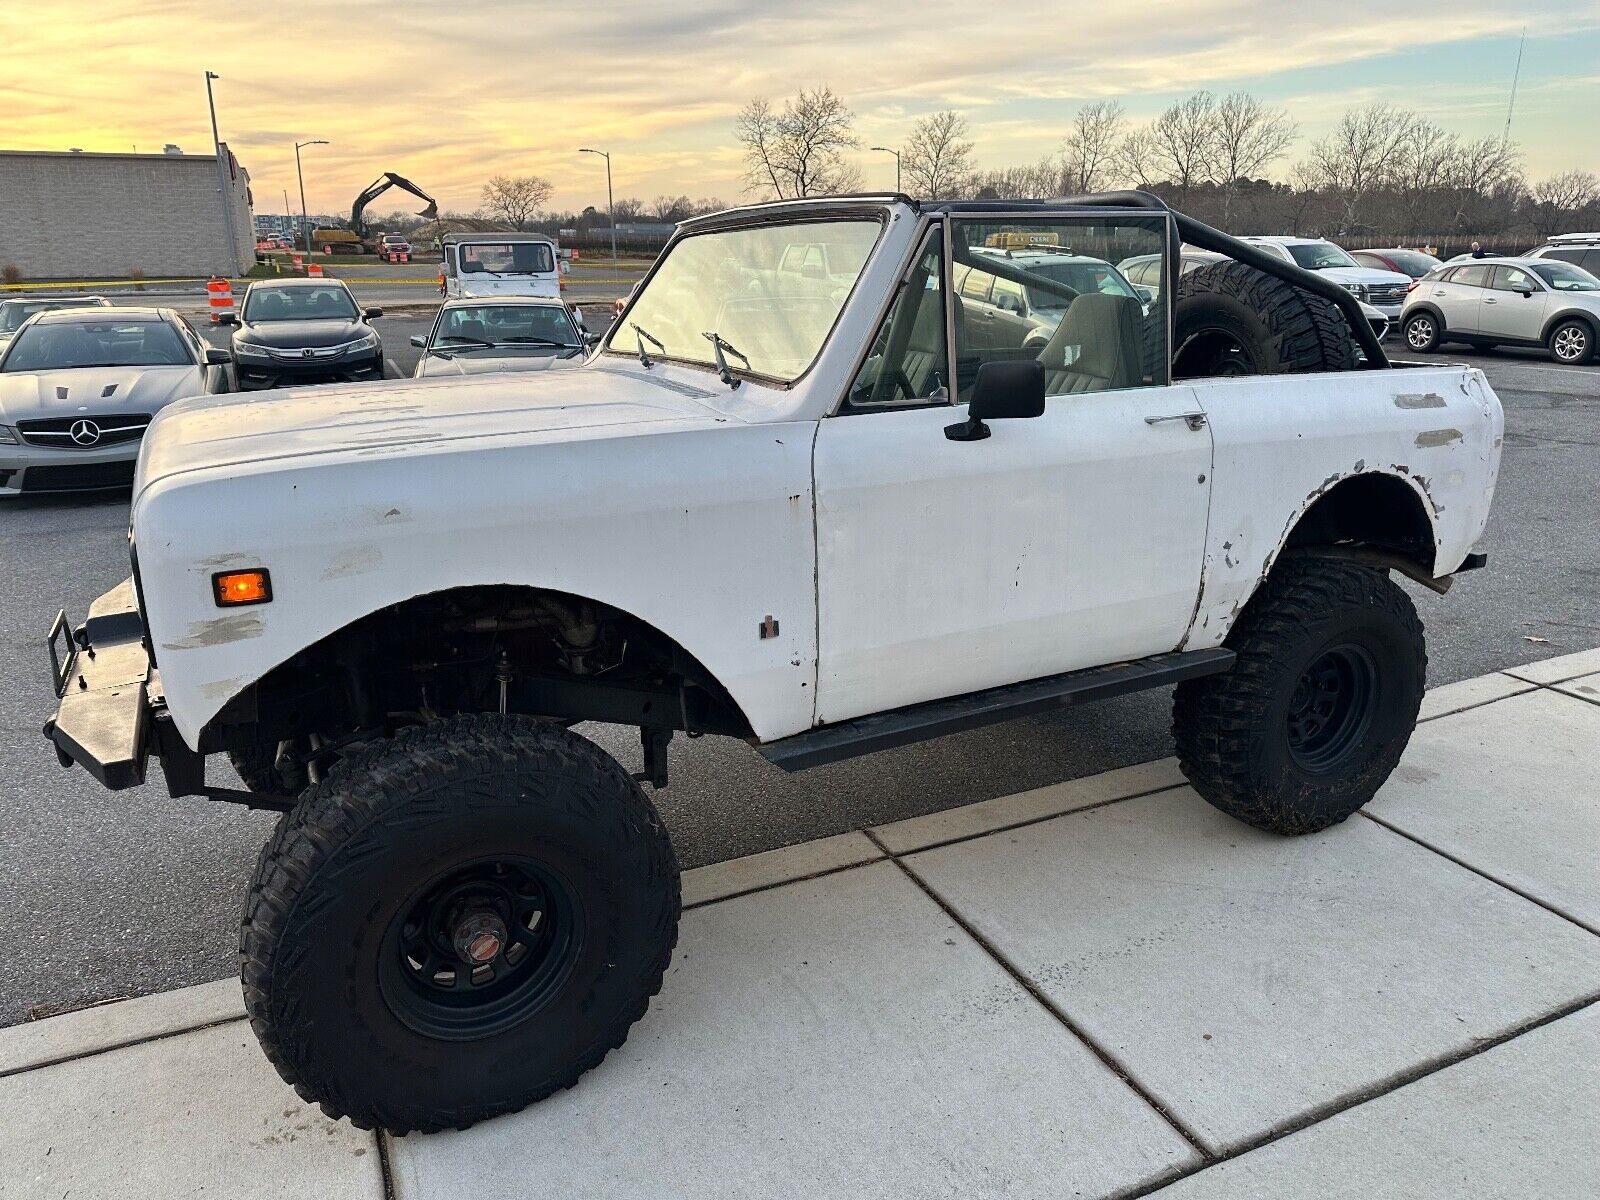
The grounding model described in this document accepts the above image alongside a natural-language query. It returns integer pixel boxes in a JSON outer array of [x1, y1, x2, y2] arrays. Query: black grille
[[1367, 284, 1409, 305], [17, 413, 151, 449], [21, 460, 137, 492]]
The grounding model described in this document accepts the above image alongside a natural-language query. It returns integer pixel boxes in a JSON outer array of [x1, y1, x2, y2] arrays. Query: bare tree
[[961, 157, 1062, 200], [1446, 135, 1523, 230], [1389, 119, 1460, 235], [1207, 92, 1296, 224], [1060, 100, 1126, 194], [479, 175, 554, 231], [901, 110, 975, 198], [736, 86, 862, 199], [1147, 92, 1218, 201], [1528, 170, 1600, 236], [1305, 104, 1419, 233], [1114, 126, 1163, 190]]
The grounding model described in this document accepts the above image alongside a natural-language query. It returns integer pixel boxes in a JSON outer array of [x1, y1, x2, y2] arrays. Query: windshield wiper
[[701, 330, 750, 389], [631, 323, 665, 368], [501, 336, 572, 348], [438, 335, 497, 349]]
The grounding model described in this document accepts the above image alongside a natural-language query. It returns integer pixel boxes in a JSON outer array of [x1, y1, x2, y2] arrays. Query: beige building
[[0, 147, 254, 280]]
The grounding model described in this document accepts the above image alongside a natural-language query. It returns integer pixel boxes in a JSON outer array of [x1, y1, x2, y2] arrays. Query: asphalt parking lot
[[1, 332, 1596, 1026]]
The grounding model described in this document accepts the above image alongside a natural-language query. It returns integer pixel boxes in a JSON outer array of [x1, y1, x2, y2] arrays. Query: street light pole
[[204, 71, 241, 275], [294, 139, 328, 256], [869, 146, 902, 194], [579, 148, 617, 266]]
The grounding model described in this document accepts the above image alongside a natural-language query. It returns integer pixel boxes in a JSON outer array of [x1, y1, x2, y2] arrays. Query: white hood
[[0, 365, 204, 424], [1312, 265, 1412, 289]]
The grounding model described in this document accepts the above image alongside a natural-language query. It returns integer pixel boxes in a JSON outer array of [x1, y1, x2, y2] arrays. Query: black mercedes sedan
[[221, 278, 385, 389]]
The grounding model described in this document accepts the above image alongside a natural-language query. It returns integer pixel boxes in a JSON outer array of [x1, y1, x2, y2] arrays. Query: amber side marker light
[[212, 569, 273, 607]]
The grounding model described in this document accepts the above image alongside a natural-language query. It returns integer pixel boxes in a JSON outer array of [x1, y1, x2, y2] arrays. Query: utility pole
[[579, 148, 617, 266], [1503, 26, 1526, 143], [870, 146, 902, 193], [204, 71, 241, 275], [295, 139, 329, 255]]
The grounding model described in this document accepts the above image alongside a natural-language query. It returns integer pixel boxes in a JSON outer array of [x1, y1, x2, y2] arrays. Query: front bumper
[[234, 350, 383, 390], [43, 578, 153, 789], [0, 438, 139, 496]]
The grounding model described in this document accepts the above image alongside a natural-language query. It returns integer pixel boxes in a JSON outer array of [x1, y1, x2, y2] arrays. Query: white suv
[[1525, 233, 1600, 278], [1400, 256, 1600, 364], [1240, 236, 1413, 318]]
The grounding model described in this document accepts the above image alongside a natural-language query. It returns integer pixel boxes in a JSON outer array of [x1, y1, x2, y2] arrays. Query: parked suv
[[1240, 236, 1412, 317], [1400, 257, 1600, 364], [1525, 233, 1600, 277], [221, 278, 386, 388]]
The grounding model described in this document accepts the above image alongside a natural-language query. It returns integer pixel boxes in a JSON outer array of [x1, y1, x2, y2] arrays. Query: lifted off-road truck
[[44, 192, 1501, 1133]]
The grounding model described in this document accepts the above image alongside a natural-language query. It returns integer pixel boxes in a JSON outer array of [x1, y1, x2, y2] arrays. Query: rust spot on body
[[1394, 392, 1448, 409], [1415, 428, 1464, 448], [162, 613, 265, 651]]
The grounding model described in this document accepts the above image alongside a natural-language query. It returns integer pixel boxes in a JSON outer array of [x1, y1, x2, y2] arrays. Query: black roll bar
[[1052, 191, 1389, 369]]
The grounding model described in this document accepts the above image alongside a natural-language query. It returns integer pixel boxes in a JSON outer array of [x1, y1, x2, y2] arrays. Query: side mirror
[[204, 348, 231, 365], [946, 360, 1046, 442], [1517, 288, 1534, 298], [409, 335, 426, 348], [1134, 285, 1157, 304], [215, 312, 237, 327], [583, 332, 602, 347], [364, 307, 384, 319]]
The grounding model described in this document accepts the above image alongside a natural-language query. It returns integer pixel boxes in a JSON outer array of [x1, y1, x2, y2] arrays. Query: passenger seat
[[1037, 294, 1143, 394]]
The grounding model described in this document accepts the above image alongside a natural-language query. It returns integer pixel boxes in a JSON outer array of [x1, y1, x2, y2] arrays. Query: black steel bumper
[[43, 578, 153, 790]]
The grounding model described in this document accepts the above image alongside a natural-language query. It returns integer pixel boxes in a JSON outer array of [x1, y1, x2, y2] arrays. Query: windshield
[[433, 303, 579, 349], [1530, 261, 1600, 291], [2, 318, 191, 371], [1022, 260, 1139, 311], [1286, 242, 1359, 270], [610, 219, 881, 382], [243, 285, 359, 322], [456, 242, 555, 275], [1, 300, 99, 332], [1379, 250, 1439, 276]]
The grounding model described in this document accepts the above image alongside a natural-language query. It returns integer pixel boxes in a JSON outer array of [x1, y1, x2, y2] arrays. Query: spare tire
[[1174, 260, 1357, 379]]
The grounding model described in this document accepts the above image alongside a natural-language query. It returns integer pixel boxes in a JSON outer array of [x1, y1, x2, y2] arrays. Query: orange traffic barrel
[[206, 277, 234, 324], [307, 263, 324, 278]]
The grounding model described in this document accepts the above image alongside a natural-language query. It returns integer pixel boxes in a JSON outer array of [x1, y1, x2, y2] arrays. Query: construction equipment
[[351, 173, 439, 241]]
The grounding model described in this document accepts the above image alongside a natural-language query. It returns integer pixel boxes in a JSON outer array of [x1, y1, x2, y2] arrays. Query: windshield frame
[[602, 212, 887, 389]]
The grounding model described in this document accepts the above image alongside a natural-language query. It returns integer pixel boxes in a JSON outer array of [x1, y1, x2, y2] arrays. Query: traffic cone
[[206, 277, 235, 324], [307, 263, 325, 278]]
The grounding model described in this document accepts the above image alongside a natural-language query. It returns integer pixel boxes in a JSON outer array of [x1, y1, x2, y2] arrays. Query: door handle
[[1432, 290, 1446, 296], [1145, 412, 1207, 431], [1484, 298, 1497, 305]]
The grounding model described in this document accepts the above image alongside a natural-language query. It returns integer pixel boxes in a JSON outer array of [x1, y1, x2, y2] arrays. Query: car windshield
[[610, 218, 881, 382], [1286, 242, 1359, 270], [1529, 261, 1600, 291], [1, 300, 98, 332], [433, 304, 579, 349], [456, 242, 555, 275], [1379, 250, 1439, 276], [243, 285, 359, 322], [1021, 260, 1139, 310], [2, 318, 191, 371]]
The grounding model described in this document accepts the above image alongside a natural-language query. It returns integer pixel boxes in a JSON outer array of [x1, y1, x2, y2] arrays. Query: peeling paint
[[321, 544, 383, 580], [162, 612, 265, 651], [365, 504, 412, 524], [202, 676, 245, 702], [1394, 392, 1448, 409], [1415, 428, 1464, 448]]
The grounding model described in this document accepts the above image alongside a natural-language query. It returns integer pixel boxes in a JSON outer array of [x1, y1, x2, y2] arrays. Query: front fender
[[133, 421, 820, 747]]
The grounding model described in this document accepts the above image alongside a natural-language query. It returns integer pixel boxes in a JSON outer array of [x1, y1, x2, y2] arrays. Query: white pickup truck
[[44, 193, 1502, 1134]]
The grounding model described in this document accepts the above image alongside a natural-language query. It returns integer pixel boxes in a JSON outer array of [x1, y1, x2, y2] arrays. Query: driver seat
[[1037, 293, 1143, 395]]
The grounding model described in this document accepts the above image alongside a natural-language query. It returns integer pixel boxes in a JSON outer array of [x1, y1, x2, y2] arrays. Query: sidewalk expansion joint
[[864, 827, 1218, 1166], [1359, 810, 1600, 937], [682, 858, 881, 913], [0, 1012, 249, 1082], [1122, 992, 1600, 1199]]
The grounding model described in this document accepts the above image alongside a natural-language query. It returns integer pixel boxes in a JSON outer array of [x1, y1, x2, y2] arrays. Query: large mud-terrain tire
[[1172, 558, 1424, 835], [1174, 260, 1358, 378], [240, 714, 679, 1133]]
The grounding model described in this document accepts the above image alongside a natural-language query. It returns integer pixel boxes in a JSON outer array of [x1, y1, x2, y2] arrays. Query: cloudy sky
[[3, 0, 1596, 217]]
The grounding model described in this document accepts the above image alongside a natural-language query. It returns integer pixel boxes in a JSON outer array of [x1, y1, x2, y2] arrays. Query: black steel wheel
[[1173, 557, 1424, 834], [241, 715, 679, 1133]]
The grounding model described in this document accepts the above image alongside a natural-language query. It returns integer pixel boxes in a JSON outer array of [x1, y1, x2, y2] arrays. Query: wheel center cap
[[453, 912, 508, 965]]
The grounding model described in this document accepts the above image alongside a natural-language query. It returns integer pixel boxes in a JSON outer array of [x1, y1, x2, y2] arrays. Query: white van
[[441, 232, 564, 300]]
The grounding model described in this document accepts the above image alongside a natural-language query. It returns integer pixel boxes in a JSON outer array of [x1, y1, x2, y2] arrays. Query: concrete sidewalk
[[3, 651, 1597, 1199]]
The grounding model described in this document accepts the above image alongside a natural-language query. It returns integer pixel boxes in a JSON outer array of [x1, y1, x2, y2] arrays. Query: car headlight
[[0, 425, 16, 445], [233, 340, 271, 360], [1343, 282, 1369, 300], [345, 331, 380, 353]]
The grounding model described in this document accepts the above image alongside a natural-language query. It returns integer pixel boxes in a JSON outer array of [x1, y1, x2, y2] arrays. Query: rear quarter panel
[[1184, 365, 1502, 649], [133, 420, 819, 746]]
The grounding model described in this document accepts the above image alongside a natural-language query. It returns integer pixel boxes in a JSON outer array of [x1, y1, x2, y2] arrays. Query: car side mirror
[[1517, 288, 1534, 298], [945, 360, 1046, 442], [215, 312, 237, 327], [409, 335, 426, 348], [583, 332, 602, 347], [364, 307, 384, 319], [204, 348, 231, 365], [1134, 285, 1157, 304]]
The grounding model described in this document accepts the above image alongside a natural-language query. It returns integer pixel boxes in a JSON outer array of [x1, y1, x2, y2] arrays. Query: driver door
[[812, 217, 1212, 725]]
